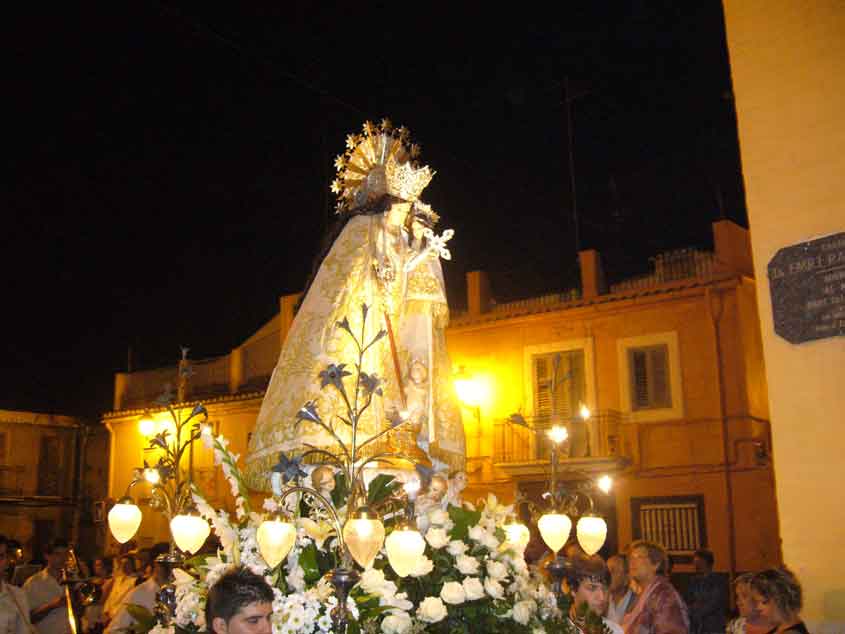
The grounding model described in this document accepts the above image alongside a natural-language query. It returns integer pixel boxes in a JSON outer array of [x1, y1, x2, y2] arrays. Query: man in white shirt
[[0, 536, 32, 634], [23, 538, 71, 634], [104, 558, 170, 634]]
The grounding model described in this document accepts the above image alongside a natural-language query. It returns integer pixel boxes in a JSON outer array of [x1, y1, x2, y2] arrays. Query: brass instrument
[[59, 546, 105, 633]]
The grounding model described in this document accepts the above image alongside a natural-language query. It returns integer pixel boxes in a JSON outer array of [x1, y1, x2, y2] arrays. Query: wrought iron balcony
[[493, 410, 627, 476]]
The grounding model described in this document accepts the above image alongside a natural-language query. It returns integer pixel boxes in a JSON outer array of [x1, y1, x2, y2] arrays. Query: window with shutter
[[628, 344, 671, 410], [532, 350, 585, 419]]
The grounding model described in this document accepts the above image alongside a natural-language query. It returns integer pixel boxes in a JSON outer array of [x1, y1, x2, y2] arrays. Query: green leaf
[[299, 542, 321, 583], [447, 504, 482, 541], [332, 471, 350, 508], [367, 473, 398, 505], [124, 604, 157, 632]]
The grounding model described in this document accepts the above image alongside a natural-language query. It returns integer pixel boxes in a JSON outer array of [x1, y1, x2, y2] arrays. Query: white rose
[[481, 532, 500, 551], [417, 597, 448, 623], [382, 611, 412, 634], [380, 591, 413, 612], [440, 581, 466, 605], [359, 567, 387, 594], [468, 525, 485, 542], [513, 599, 536, 625], [425, 527, 450, 549], [410, 556, 434, 578], [455, 554, 480, 575], [462, 577, 485, 601], [486, 560, 508, 580], [428, 508, 450, 525], [484, 577, 504, 599], [511, 557, 528, 575], [447, 540, 468, 557]]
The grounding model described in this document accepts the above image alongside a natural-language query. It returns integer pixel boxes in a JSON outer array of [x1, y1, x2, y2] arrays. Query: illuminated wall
[[723, 1, 845, 629]]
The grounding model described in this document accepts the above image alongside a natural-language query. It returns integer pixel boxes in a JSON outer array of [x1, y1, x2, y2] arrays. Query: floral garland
[[137, 427, 591, 634]]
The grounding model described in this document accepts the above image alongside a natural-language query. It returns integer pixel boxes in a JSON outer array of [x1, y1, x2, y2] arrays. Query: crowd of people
[[550, 540, 809, 634], [0, 534, 174, 634], [0, 532, 808, 634]]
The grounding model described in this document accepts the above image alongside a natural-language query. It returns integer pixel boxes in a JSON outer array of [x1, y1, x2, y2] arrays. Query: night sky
[[4, 2, 746, 419]]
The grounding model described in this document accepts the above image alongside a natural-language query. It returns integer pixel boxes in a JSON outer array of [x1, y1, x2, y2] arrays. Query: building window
[[629, 344, 671, 410], [533, 349, 586, 420], [0, 432, 6, 464], [617, 331, 683, 422], [631, 495, 707, 563], [37, 436, 60, 496]]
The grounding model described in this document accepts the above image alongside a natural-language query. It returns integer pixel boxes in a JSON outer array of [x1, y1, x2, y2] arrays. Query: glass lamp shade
[[385, 528, 425, 577], [503, 521, 531, 551], [170, 513, 210, 554], [108, 499, 142, 544], [343, 507, 385, 569], [576, 515, 608, 556], [256, 517, 297, 568], [538, 512, 572, 553]]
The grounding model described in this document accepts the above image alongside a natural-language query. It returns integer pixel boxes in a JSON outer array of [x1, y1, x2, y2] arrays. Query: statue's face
[[411, 218, 427, 241], [387, 201, 411, 226]]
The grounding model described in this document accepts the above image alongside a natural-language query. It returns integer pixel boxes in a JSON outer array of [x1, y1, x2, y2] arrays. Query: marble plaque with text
[[768, 232, 845, 344]]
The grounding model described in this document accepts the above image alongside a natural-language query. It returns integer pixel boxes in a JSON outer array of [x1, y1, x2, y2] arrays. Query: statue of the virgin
[[244, 119, 465, 491]]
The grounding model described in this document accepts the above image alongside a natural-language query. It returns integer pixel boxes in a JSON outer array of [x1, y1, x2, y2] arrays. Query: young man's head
[[44, 538, 70, 573], [567, 555, 612, 617], [206, 567, 274, 634]]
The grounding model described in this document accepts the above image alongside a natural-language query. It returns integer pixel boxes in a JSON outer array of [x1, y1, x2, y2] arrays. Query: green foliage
[[366, 474, 398, 505], [299, 541, 322, 583], [331, 471, 350, 508], [124, 604, 157, 633], [447, 504, 481, 541]]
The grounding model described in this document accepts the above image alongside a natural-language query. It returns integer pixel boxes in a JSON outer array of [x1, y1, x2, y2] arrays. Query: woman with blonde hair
[[748, 567, 807, 634]]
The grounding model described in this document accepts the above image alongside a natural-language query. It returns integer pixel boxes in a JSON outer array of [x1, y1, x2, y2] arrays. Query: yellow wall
[[723, 1, 845, 628], [105, 398, 261, 549]]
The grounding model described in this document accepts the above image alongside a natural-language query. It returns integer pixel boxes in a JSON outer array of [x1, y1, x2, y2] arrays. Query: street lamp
[[454, 367, 490, 456], [528, 423, 612, 597], [138, 411, 157, 437], [108, 402, 211, 558]]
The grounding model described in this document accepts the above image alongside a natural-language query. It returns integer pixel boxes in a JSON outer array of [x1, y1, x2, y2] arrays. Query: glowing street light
[[138, 412, 156, 437], [453, 369, 490, 409], [547, 425, 569, 445], [597, 475, 613, 494]]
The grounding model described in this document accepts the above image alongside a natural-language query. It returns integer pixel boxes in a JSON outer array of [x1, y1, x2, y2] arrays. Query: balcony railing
[[494, 410, 625, 465], [610, 249, 717, 293]]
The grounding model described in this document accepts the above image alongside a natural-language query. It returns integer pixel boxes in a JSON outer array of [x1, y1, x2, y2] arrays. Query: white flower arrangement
[[130, 429, 577, 634]]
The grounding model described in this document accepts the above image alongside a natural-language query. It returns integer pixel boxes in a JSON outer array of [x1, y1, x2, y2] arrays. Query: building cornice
[[448, 273, 743, 333], [102, 390, 265, 422]]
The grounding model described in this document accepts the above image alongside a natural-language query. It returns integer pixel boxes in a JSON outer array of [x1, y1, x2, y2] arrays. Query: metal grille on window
[[629, 344, 671, 410], [638, 500, 702, 556]]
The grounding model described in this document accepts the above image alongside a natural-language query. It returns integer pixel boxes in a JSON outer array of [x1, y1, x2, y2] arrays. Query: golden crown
[[331, 118, 435, 213]]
